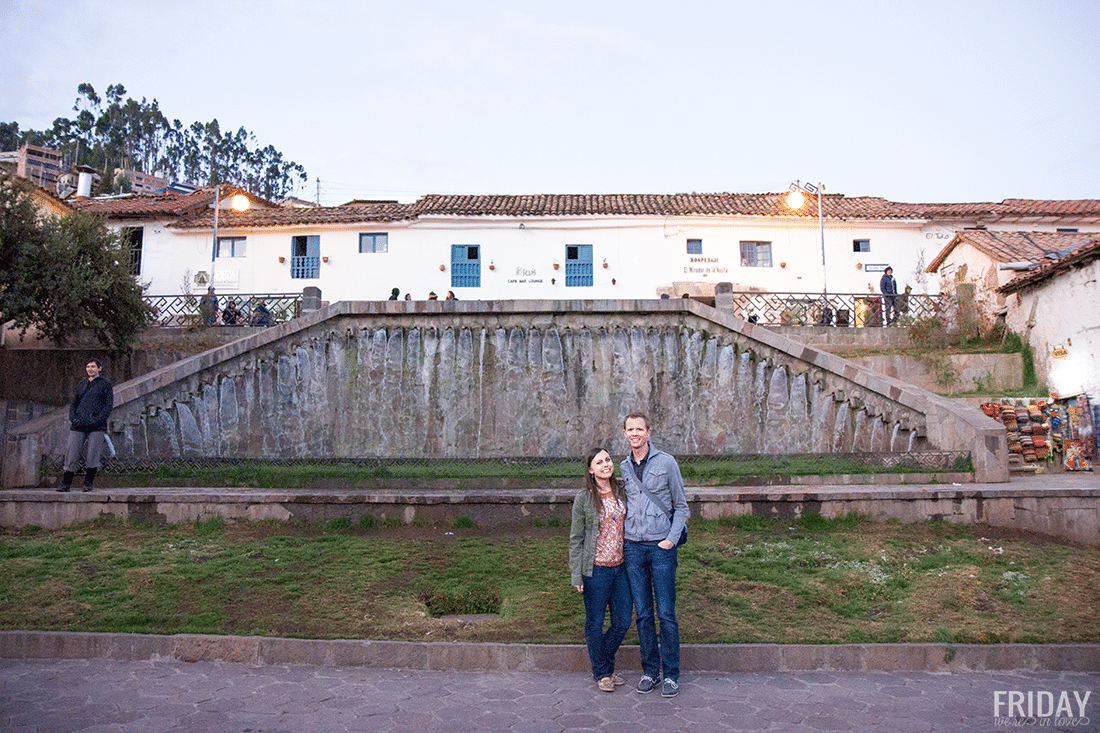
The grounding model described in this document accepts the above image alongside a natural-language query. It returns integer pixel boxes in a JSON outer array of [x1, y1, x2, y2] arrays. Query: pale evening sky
[[2, 0, 1098, 206]]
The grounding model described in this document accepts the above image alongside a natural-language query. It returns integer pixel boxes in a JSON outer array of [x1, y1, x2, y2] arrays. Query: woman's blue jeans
[[582, 563, 633, 680]]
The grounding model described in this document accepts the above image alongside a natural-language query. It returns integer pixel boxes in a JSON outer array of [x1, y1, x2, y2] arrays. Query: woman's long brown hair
[[584, 447, 625, 508]]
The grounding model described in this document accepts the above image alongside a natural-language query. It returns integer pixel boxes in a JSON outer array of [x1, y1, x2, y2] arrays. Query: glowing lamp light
[[231, 194, 250, 212], [786, 188, 806, 210]]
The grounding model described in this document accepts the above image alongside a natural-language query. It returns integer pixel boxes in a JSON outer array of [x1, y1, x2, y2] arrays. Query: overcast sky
[[3, 0, 1098, 206]]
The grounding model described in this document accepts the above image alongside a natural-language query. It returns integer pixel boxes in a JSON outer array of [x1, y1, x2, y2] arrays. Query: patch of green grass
[[0, 516, 1095, 645], [453, 516, 474, 529], [108, 452, 971, 489]]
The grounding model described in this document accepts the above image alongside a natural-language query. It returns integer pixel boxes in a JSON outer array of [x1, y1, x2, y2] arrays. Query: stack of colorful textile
[[1050, 405, 1064, 453], [983, 399, 1055, 466], [1030, 403, 1049, 460]]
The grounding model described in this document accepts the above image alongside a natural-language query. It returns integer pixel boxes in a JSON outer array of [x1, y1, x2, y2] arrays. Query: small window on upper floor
[[853, 239, 870, 253], [217, 236, 246, 258], [686, 239, 702, 255], [739, 241, 772, 268], [360, 233, 389, 253]]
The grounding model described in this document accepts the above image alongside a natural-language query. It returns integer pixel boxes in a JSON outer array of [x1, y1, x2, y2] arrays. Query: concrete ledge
[[3, 474, 1096, 545], [2, 631, 1097, 673]]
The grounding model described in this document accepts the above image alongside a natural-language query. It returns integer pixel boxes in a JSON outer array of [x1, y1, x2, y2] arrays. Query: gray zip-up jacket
[[621, 446, 688, 544]]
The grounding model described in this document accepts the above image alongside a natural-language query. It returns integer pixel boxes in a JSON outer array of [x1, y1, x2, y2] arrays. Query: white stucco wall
[[124, 213, 939, 303], [121, 209, 1100, 306], [1003, 259, 1100, 399], [933, 242, 1015, 331]]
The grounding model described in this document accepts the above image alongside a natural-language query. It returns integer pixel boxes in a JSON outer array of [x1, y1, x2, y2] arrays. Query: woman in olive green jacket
[[569, 447, 632, 692]]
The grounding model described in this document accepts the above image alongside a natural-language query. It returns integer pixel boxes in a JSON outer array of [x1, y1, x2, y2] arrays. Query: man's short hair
[[623, 412, 650, 430], [86, 358, 102, 368]]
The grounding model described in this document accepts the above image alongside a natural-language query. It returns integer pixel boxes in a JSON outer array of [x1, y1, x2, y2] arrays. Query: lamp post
[[786, 180, 829, 322], [210, 184, 250, 279]]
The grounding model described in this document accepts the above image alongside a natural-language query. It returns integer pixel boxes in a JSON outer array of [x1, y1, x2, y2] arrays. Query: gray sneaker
[[662, 678, 679, 697], [636, 674, 661, 694]]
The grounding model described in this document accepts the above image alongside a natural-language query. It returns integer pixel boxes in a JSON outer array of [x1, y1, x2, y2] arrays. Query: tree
[[14, 83, 309, 199], [0, 121, 19, 152], [0, 173, 154, 349]]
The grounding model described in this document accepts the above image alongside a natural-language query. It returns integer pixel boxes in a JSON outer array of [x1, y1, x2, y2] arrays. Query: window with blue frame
[[739, 241, 772, 268], [359, 233, 388, 253], [291, 235, 320, 278], [217, 236, 246, 258], [853, 239, 870, 253], [565, 244, 593, 286], [686, 239, 702, 255], [451, 244, 480, 287]]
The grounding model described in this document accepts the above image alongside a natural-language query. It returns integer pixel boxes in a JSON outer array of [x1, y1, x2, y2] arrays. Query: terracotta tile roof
[[171, 200, 416, 229], [925, 230, 1094, 272], [904, 199, 1100, 220], [997, 235, 1100, 293], [69, 186, 275, 220], [74, 188, 1100, 229], [410, 192, 916, 220]]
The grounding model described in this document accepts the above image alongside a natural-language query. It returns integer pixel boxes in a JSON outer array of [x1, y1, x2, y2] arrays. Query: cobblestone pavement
[[1, 659, 1096, 732]]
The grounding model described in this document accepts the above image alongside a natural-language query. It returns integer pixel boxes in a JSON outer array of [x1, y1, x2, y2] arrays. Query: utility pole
[[315, 177, 320, 205]]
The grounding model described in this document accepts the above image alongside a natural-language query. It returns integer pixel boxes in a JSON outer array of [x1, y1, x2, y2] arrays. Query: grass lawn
[[110, 454, 972, 489], [1, 513, 1094, 645]]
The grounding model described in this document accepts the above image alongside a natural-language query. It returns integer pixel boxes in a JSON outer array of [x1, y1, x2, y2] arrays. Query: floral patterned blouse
[[594, 492, 625, 567]]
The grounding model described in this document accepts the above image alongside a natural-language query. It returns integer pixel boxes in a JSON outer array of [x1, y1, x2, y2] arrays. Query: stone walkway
[[2, 658, 1096, 732]]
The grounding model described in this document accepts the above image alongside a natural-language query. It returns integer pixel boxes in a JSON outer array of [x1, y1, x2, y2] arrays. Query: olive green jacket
[[568, 488, 626, 587]]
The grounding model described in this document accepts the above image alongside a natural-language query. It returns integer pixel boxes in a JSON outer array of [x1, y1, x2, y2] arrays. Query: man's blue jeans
[[624, 540, 679, 681], [582, 563, 633, 680]]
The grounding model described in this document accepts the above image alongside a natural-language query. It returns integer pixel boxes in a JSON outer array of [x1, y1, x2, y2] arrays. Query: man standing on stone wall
[[880, 266, 898, 325], [621, 412, 688, 698]]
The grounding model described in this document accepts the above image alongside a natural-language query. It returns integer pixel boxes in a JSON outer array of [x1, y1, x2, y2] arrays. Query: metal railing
[[143, 293, 303, 327], [727, 291, 940, 327]]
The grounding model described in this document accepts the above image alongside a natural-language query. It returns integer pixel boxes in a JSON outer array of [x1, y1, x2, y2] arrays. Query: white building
[[996, 236, 1100, 399], [925, 229, 1098, 334], [71, 189, 1100, 305]]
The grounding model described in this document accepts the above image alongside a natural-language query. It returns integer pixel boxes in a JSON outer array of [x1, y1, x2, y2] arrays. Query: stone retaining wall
[[3, 480, 1095, 546], [3, 300, 1009, 487]]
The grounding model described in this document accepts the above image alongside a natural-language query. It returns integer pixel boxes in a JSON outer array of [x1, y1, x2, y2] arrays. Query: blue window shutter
[[565, 244, 593, 286], [451, 245, 480, 287], [291, 235, 320, 279]]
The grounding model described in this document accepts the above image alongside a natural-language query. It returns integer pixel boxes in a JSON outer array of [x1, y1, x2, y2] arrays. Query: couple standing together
[[569, 412, 688, 698]]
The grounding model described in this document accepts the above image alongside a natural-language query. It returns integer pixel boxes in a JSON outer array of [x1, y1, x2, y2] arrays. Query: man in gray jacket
[[621, 412, 688, 697]]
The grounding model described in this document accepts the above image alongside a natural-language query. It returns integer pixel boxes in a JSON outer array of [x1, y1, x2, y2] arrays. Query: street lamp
[[786, 180, 829, 322], [210, 184, 250, 276]]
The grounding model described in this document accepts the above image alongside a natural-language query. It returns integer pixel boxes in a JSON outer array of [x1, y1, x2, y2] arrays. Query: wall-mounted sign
[[864, 263, 890, 273], [213, 269, 240, 289], [684, 256, 728, 276], [506, 266, 543, 284]]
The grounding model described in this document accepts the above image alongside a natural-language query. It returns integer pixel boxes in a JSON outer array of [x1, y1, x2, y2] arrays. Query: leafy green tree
[[14, 83, 308, 200], [0, 173, 154, 349], [0, 122, 20, 152]]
